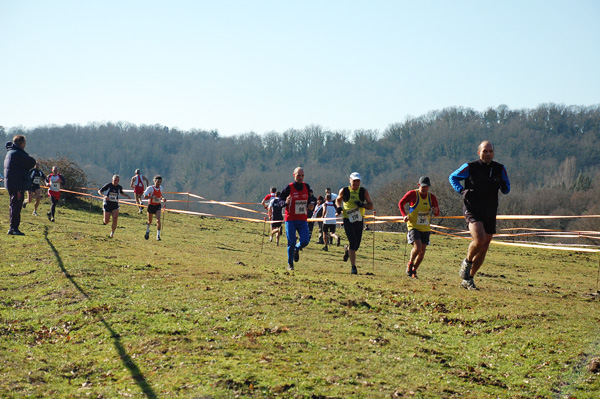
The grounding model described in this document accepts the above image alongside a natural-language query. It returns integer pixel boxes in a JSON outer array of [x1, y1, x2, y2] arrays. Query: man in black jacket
[[449, 141, 510, 290], [4, 135, 36, 235]]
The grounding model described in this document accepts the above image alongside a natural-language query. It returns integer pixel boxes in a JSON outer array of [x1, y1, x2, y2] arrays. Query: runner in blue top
[[98, 175, 131, 238], [449, 141, 510, 290]]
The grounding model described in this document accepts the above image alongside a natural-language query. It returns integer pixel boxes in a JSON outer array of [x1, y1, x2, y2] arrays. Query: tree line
[[2, 103, 599, 235]]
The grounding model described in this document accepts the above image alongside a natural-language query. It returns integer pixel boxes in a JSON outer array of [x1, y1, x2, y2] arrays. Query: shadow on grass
[[44, 226, 157, 399]]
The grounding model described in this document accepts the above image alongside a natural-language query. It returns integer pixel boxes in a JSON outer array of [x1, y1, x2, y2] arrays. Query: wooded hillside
[[3, 103, 600, 231]]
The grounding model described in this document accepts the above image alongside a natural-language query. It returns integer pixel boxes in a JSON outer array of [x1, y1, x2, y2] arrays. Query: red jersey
[[398, 190, 439, 217], [263, 193, 276, 203], [133, 175, 146, 194], [284, 182, 309, 222]]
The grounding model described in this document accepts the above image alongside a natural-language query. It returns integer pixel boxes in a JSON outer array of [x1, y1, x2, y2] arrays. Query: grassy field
[[1, 192, 599, 398]]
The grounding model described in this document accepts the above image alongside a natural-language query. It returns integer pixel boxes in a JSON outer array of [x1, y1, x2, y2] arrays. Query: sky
[[1, 0, 599, 136]]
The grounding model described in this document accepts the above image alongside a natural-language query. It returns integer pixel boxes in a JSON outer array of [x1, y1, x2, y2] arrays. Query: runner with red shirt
[[399, 176, 440, 278], [130, 169, 149, 213], [279, 167, 314, 271]]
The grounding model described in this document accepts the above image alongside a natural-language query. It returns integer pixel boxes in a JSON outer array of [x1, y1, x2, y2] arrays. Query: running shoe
[[287, 264, 294, 271], [22, 202, 27, 209], [47, 211, 52, 221], [461, 278, 478, 290], [7, 229, 25, 236], [144, 231, 149, 240], [322, 246, 328, 251], [294, 247, 300, 262], [351, 265, 358, 275], [406, 262, 413, 277], [343, 245, 349, 262], [32, 211, 38, 216], [157, 236, 161, 241], [336, 236, 340, 246], [51, 217, 55, 222], [459, 258, 473, 280]]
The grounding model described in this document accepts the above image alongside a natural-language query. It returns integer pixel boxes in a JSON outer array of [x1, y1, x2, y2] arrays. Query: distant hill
[[2, 103, 599, 226]]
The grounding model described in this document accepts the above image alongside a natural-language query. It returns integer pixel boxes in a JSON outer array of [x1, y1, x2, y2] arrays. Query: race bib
[[109, 192, 118, 202], [416, 212, 429, 226], [295, 200, 307, 215], [50, 182, 60, 191], [347, 207, 362, 223], [33, 177, 41, 184]]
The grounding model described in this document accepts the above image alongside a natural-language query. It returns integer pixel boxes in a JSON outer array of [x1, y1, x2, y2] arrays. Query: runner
[[307, 189, 318, 241], [335, 172, 373, 275], [261, 186, 277, 212], [130, 169, 149, 213], [325, 187, 338, 201], [279, 167, 314, 271], [449, 141, 510, 290], [143, 175, 167, 241], [267, 191, 284, 246], [321, 194, 340, 251], [46, 166, 66, 222], [399, 176, 440, 278], [26, 161, 46, 216], [313, 195, 325, 243], [98, 175, 131, 238]]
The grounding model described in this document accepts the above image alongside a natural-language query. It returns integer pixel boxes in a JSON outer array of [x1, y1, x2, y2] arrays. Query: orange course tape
[[55, 187, 600, 252]]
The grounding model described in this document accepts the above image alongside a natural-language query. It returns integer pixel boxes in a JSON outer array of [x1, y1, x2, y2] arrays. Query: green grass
[[1, 193, 599, 398]]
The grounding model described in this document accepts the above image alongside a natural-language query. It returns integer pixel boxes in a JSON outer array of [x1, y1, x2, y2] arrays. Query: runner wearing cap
[[399, 176, 440, 278], [130, 169, 149, 213], [335, 172, 373, 275]]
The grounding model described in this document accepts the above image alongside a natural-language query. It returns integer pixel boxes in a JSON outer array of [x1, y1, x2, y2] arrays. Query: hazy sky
[[1, 0, 599, 136]]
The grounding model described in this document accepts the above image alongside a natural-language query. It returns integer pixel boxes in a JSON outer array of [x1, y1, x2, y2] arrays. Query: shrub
[[38, 156, 88, 203]]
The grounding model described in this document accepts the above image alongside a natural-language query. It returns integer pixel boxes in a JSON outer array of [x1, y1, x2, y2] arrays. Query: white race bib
[[33, 177, 41, 184], [416, 212, 429, 226], [347, 207, 362, 223], [50, 182, 60, 191], [109, 192, 118, 202], [295, 200, 307, 215]]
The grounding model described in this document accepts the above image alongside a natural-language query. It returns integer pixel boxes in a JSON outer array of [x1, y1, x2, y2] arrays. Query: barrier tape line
[[16, 186, 600, 253]]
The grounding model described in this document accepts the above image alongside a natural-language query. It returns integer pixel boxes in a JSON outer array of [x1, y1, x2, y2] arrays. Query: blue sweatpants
[[285, 220, 310, 266]]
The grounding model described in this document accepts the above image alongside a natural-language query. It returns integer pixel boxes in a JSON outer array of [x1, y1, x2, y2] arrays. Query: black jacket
[[3, 141, 36, 192]]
